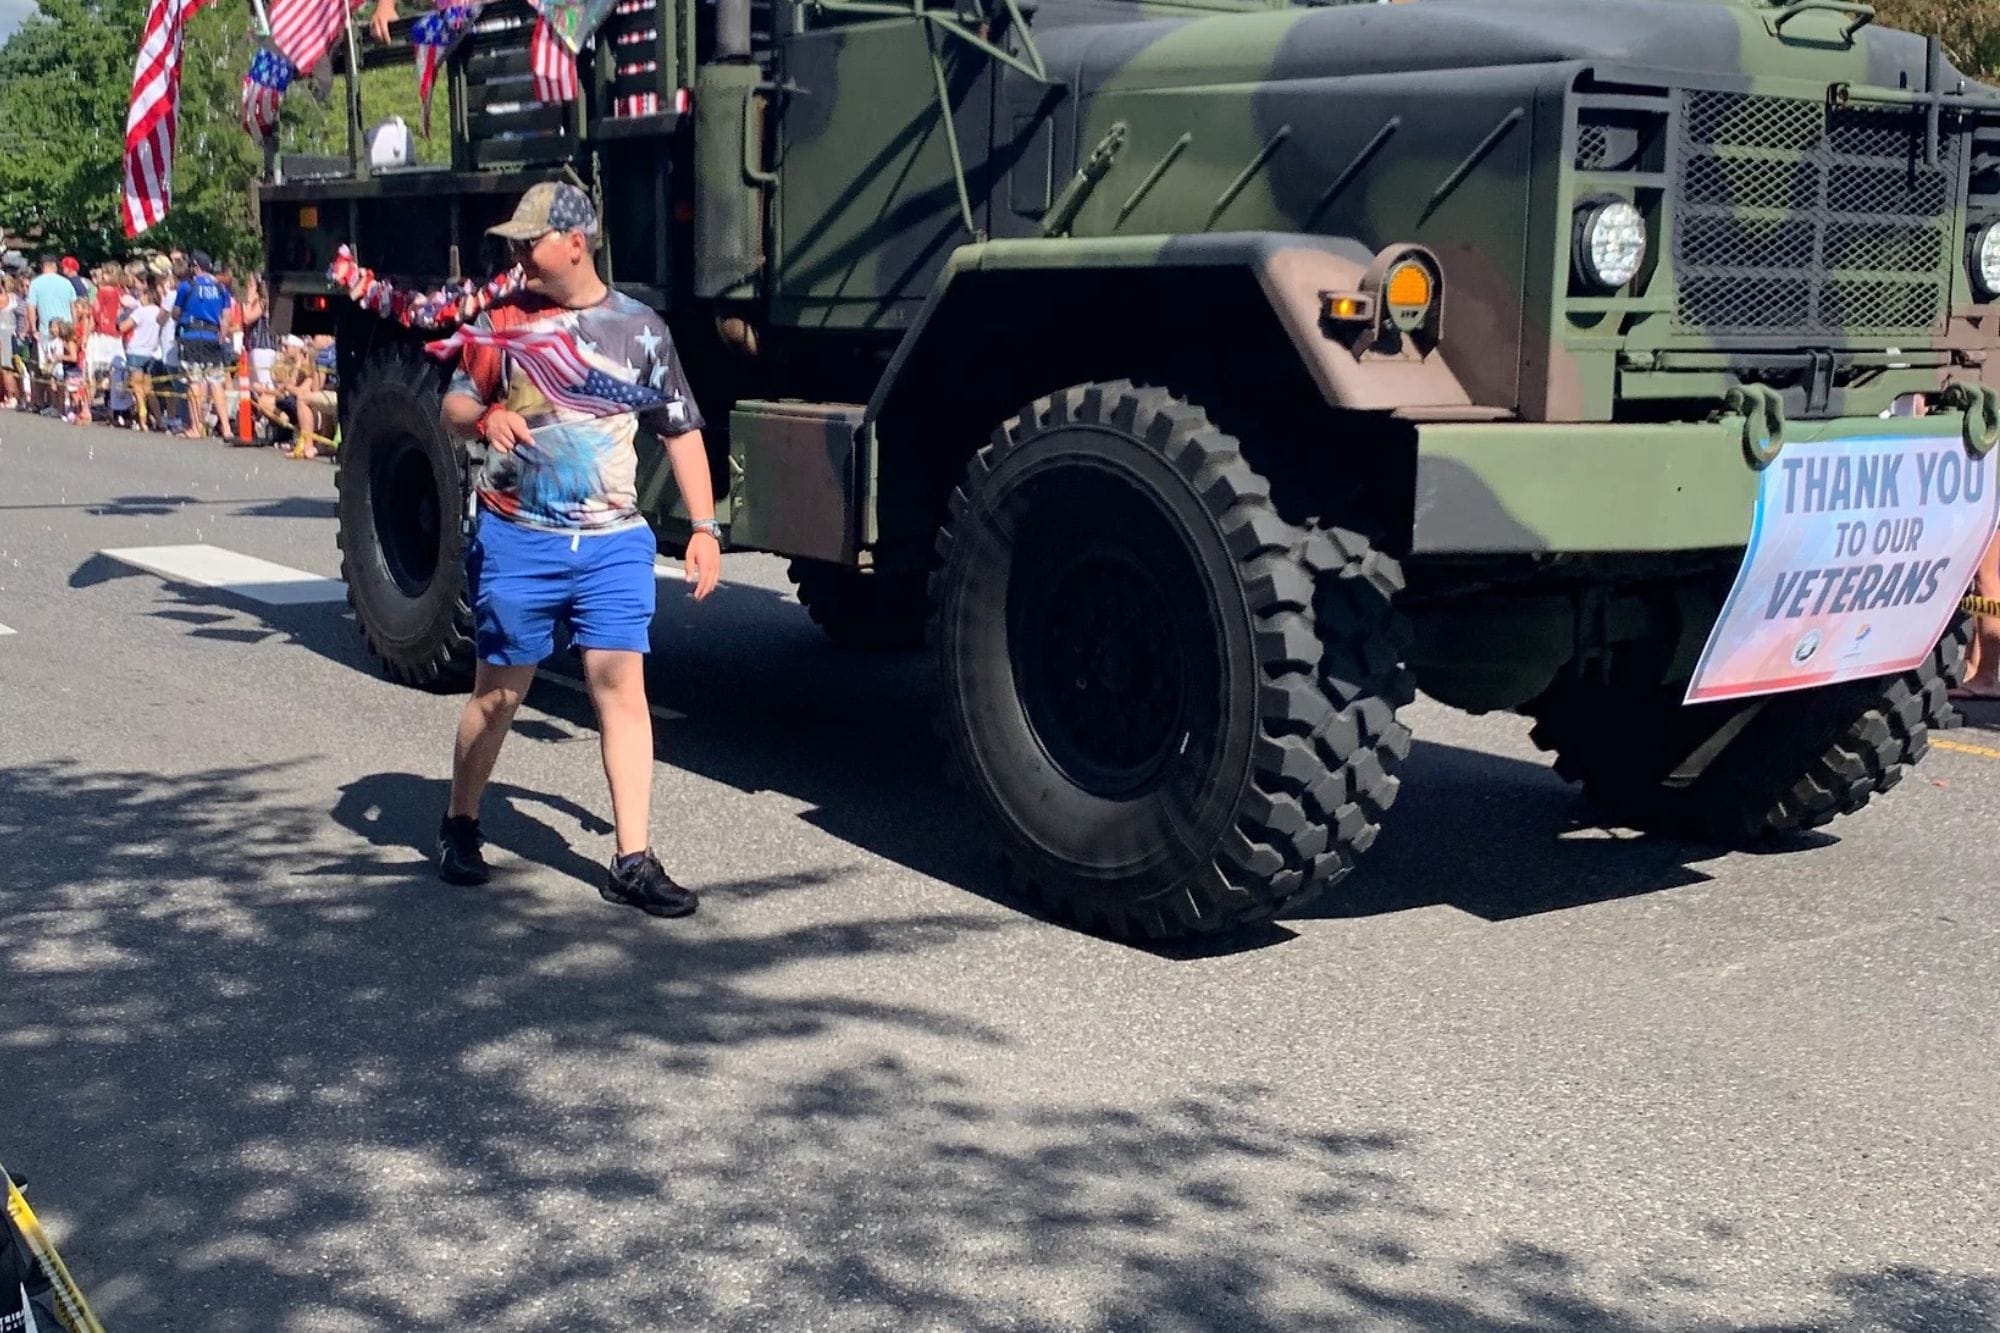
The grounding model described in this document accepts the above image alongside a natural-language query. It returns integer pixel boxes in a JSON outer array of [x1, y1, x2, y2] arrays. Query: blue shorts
[[466, 511, 657, 666]]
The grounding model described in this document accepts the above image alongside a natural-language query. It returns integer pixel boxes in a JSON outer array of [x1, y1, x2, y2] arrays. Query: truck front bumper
[[1410, 412, 1973, 556]]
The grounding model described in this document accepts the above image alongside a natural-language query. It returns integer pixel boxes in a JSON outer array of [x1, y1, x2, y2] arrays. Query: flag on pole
[[122, 0, 210, 236], [269, 0, 355, 77], [240, 47, 295, 139], [425, 322, 663, 417], [529, 16, 577, 103], [411, 4, 475, 138]]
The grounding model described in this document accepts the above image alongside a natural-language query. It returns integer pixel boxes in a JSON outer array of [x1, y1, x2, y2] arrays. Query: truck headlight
[[1971, 221, 2000, 298], [1573, 199, 1647, 290]]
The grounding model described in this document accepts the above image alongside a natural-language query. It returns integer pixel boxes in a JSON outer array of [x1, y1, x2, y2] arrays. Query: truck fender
[[864, 231, 1484, 427]]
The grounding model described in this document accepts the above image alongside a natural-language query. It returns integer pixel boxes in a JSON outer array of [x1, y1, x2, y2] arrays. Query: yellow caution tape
[[1965, 594, 2000, 619], [2, 1162, 105, 1333]]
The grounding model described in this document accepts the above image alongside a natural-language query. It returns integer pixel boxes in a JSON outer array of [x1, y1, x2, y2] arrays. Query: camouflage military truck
[[261, 0, 2000, 940]]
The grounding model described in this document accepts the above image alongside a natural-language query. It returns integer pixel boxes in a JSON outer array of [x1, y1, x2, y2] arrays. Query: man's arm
[[443, 387, 533, 451], [663, 430, 716, 523], [441, 390, 485, 440], [663, 429, 721, 599]]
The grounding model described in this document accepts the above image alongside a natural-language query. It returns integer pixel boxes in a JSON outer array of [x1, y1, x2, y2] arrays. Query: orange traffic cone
[[235, 346, 254, 444]]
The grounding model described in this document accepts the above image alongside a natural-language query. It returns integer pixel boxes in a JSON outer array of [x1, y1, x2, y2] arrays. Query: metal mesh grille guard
[[1671, 88, 1961, 337]]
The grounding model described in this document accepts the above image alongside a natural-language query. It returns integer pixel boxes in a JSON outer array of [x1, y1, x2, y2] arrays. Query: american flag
[[426, 323, 665, 417], [411, 5, 473, 137], [123, 0, 212, 236], [240, 47, 295, 139], [530, 16, 577, 103], [269, 0, 356, 77]]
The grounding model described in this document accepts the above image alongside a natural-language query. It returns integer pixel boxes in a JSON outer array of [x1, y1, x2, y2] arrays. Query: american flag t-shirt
[[530, 16, 578, 103], [435, 291, 706, 531]]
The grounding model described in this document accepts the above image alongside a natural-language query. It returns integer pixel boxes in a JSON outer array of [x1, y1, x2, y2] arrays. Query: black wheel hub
[[372, 432, 442, 598], [1023, 552, 1185, 791], [1006, 464, 1219, 800]]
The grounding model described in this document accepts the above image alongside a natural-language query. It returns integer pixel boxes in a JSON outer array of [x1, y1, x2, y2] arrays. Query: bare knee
[[469, 664, 536, 724]]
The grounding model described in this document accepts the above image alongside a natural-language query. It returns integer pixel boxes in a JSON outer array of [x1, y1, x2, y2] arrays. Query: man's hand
[[368, 0, 399, 43], [684, 531, 721, 601], [482, 408, 534, 453]]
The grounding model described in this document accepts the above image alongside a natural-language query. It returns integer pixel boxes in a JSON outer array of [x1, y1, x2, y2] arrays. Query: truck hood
[[1038, 0, 1980, 100]]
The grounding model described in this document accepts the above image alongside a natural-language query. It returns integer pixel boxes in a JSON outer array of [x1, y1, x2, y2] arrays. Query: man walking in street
[[433, 182, 721, 918]]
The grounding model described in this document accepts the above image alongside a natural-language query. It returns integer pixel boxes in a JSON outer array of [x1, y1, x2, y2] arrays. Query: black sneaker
[[436, 815, 490, 885], [602, 850, 698, 918]]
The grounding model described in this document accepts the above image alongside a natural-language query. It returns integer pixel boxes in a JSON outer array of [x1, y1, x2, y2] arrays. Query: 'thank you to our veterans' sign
[[1686, 434, 1999, 705]]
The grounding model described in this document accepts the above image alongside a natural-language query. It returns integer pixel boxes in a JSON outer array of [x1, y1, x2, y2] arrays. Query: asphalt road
[[2, 412, 1997, 1332]]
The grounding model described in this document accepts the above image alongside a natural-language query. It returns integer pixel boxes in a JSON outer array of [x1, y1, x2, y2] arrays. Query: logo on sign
[[1792, 628, 1823, 665]]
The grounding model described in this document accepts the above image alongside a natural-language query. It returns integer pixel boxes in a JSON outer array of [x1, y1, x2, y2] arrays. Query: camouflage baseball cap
[[487, 181, 598, 241]]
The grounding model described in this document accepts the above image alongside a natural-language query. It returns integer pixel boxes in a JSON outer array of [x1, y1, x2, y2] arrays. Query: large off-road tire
[[789, 560, 929, 650], [1527, 617, 1971, 842], [930, 381, 1414, 940], [336, 344, 475, 688]]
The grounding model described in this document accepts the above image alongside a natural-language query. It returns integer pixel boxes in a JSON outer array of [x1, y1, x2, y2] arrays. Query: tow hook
[[1936, 380, 2000, 458], [1725, 384, 1787, 469]]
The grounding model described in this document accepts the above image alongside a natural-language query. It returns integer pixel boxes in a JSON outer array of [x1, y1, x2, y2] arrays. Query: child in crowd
[[35, 313, 64, 415], [270, 335, 337, 458], [52, 319, 88, 424], [0, 276, 17, 408], [120, 275, 169, 433]]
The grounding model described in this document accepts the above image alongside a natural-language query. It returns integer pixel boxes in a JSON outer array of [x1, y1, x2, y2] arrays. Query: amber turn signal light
[[1319, 291, 1376, 323], [1384, 261, 1433, 311]]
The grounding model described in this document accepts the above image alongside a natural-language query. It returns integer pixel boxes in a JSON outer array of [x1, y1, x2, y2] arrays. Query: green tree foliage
[[0, 0, 428, 267], [1872, 0, 2000, 78]]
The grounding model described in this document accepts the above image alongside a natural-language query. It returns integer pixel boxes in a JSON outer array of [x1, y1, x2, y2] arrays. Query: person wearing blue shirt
[[172, 251, 235, 440], [25, 256, 78, 344], [25, 257, 80, 406]]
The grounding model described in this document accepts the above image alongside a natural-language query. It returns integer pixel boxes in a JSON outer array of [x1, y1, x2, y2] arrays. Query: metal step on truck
[[260, 0, 2000, 941]]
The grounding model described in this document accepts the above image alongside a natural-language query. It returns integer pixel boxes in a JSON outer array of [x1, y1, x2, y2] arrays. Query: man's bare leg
[[580, 648, 652, 856], [183, 378, 208, 437], [448, 661, 538, 818]]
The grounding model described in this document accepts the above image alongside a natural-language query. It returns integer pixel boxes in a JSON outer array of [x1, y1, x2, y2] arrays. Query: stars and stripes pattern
[[426, 323, 664, 417], [240, 47, 296, 139], [529, 16, 577, 103], [122, 0, 211, 236], [411, 4, 476, 137], [269, 0, 356, 77]]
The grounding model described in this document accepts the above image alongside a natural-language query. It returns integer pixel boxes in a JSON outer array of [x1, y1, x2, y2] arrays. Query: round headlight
[[1972, 222, 2000, 298], [1574, 199, 1647, 290]]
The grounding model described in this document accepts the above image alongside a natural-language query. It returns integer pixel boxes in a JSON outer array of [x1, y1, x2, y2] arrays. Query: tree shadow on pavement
[[7, 752, 1992, 1320], [3, 758, 1995, 1331]]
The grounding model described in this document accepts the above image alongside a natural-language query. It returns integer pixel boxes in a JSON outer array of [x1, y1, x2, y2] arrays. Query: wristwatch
[[691, 519, 723, 542]]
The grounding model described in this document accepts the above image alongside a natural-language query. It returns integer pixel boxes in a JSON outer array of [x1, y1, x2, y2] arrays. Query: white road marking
[[0, 623, 14, 637], [653, 556, 687, 581], [100, 545, 348, 606]]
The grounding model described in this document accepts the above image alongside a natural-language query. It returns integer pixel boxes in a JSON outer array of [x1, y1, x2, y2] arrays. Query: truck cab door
[[767, 9, 998, 329]]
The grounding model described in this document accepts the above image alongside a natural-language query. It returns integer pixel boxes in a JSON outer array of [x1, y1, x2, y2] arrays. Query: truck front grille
[[1671, 89, 1960, 337]]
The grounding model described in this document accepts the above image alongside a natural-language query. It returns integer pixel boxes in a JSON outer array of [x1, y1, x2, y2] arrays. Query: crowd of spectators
[[0, 247, 337, 459]]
